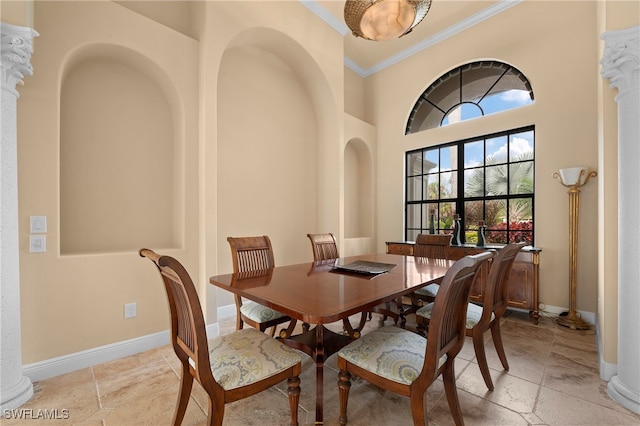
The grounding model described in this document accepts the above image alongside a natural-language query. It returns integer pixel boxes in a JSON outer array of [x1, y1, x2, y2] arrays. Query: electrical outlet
[[124, 302, 137, 319]]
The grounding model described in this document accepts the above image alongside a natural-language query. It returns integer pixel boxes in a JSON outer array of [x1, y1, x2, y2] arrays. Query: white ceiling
[[301, 0, 523, 77]]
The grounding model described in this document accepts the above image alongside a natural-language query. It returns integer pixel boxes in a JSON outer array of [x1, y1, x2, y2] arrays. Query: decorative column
[[1, 22, 38, 411], [601, 25, 640, 415]]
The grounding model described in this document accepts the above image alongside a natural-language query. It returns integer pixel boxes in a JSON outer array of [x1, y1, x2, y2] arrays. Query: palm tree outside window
[[405, 127, 534, 245]]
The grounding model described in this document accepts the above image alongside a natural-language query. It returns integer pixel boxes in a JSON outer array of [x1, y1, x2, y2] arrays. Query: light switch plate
[[30, 216, 47, 233], [30, 235, 46, 253]]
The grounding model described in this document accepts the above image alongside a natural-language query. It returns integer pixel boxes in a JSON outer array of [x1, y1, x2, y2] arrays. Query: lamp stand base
[[556, 312, 591, 330]]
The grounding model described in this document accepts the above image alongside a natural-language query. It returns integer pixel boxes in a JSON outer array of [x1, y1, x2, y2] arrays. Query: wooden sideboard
[[386, 241, 541, 323]]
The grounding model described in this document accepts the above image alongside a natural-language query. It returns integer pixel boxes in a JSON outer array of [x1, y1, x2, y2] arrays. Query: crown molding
[[299, 0, 349, 36], [300, 0, 523, 77]]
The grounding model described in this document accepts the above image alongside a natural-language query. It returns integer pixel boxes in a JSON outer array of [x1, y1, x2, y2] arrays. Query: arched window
[[405, 61, 533, 134]]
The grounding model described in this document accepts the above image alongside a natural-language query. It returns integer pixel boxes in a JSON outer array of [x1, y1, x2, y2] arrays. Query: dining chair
[[139, 249, 302, 426], [307, 232, 339, 262], [371, 233, 453, 328], [410, 233, 453, 305], [416, 242, 526, 390], [414, 233, 453, 258], [307, 233, 367, 337], [337, 251, 493, 426], [227, 236, 293, 337]]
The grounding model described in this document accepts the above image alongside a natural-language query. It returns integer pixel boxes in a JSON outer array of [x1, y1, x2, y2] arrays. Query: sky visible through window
[[465, 129, 534, 169], [442, 89, 532, 126]]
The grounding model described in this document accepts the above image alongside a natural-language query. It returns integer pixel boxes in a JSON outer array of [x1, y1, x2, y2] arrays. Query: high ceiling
[[304, 0, 519, 76]]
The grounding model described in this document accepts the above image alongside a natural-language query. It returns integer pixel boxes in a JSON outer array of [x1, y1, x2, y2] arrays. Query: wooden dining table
[[209, 252, 453, 424]]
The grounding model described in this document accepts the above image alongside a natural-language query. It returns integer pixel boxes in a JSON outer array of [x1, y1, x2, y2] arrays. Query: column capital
[[1, 22, 38, 97], [601, 26, 640, 97]]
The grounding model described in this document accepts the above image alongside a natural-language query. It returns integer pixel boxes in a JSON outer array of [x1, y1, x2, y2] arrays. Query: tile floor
[[5, 311, 640, 425]]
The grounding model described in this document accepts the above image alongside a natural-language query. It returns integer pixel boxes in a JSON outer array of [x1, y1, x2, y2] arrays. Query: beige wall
[[114, 1, 197, 39], [368, 1, 601, 316], [17, 0, 347, 363], [344, 67, 366, 121], [0, 0, 33, 26], [59, 53, 176, 254], [343, 114, 377, 255], [17, 1, 199, 363], [200, 1, 346, 314]]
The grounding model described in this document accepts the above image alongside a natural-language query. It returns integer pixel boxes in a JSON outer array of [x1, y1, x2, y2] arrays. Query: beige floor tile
[[455, 389, 531, 426], [4, 369, 102, 424], [542, 351, 629, 415], [97, 360, 178, 409], [457, 362, 539, 414], [535, 387, 640, 425]]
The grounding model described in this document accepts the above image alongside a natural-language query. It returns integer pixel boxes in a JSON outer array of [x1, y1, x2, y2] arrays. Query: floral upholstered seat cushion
[[338, 326, 446, 386], [414, 283, 440, 298], [416, 302, 494, 329], [240, 300, 287, 323], [209, 328, 301, 391]]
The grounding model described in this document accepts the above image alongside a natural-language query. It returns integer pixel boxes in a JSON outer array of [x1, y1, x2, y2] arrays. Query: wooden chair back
[[227, 235, 275, 273], [307, 233, 339, 261], [139, 249, 221, 418], [414, 233, 452, 259], [481, 242, 527, 323], [424, 251, 494, 380], [226, 236, 291, 336], [306, 233, 357, 334]]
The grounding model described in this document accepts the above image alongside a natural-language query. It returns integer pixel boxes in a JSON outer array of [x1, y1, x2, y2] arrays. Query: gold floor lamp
[[553, 167, 597, 330]]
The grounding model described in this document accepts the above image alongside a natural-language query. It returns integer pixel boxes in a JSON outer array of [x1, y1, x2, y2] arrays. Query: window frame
[[404, 125, 535, 245], [405, 60, 534, 134]]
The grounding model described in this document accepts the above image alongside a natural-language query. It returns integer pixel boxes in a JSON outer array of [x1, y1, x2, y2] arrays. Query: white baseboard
[[22, 323, 220, 383], [537, 303, 596, 325]]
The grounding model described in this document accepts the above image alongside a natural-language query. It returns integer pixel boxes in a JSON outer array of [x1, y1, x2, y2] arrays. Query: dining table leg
[[277, 322, 359, 424], [315, 324, 325, 424]]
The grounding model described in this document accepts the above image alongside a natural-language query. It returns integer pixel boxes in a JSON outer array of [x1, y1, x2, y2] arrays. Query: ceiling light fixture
[[344, 0, 432, 41]]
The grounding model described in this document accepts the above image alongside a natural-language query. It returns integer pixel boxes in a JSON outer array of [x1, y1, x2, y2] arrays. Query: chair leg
[[338, 370, 352, 425], [287, 375, 301, 426], [394, 298, 408, 329], [415, 317, 427, 337], [409, 392, 426, 426], [442, 362, 464, 426], [234, 297, 244, 331], [206, 398, 224, 426], [174, 362, 194, 426], [490, 320, 509, 371], [472, 328, 494, 391]]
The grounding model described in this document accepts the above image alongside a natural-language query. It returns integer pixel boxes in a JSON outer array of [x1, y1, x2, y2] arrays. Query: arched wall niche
[[60, 43, 184, 254], [216, 27, 340, 268], [344, 138, 373, 238], [224, 27, 339, 132]]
